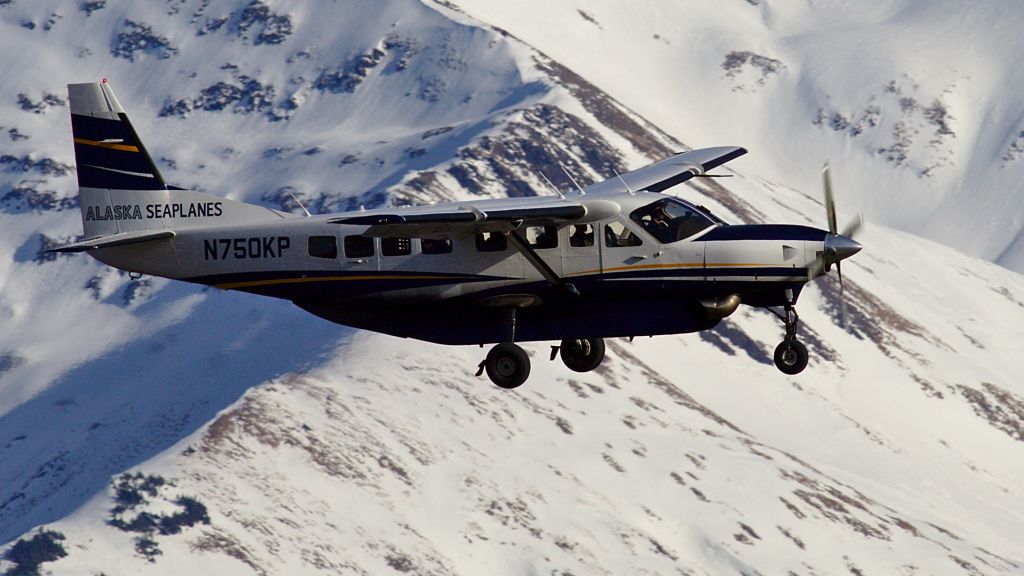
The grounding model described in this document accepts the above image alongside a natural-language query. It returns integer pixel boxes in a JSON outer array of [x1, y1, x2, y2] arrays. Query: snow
[[451, 0, 1024, 272], [0, 0, 1023, 574]]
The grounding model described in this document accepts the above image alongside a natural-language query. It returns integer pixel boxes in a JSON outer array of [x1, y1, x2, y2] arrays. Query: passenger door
[[563, 223, 600, 280], [599, 219, 648, 274]]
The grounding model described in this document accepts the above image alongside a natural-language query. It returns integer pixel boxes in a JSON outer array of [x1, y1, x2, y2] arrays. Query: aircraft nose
[[826, 234, 862, 262]]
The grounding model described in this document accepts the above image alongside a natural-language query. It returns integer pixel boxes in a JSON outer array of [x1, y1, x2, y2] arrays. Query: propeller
[[812, 162, 863, 327]]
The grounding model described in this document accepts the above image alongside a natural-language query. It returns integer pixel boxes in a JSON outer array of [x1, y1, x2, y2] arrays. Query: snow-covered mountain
[[1, 0, 1023, 574], [453, 0, 1024, 273]]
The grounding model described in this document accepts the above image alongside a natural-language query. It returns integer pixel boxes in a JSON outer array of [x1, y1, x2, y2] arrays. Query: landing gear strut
[[558, 337, 605, 373], [771, 304, 809, 375], [477, 308, 531, 389]]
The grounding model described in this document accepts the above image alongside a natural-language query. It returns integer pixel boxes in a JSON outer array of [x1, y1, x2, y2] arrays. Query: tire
[[773, 339, 809, 375], [559, 337, 606, 373], [485, 342, 531, 389]]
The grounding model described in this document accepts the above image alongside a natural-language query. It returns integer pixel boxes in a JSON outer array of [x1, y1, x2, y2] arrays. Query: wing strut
[[506, 229, 580, 298]]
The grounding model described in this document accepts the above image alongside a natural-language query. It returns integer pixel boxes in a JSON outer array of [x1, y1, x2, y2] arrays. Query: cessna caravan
[[55, 80, 861, 388]]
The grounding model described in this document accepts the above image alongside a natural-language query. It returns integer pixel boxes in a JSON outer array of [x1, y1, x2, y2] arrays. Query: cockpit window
[[630, 198, 717, 243]]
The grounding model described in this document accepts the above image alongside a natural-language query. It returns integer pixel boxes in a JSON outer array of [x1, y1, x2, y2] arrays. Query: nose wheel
[[773, 339, 808, 374], [771, 305, 809, 375]]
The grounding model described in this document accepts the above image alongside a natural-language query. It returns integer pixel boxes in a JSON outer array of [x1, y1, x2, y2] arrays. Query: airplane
[[54, 80, 862, 389]]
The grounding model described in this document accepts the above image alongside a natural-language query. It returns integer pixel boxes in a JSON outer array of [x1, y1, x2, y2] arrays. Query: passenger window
[[344, 235, 374, 258], [476, 231, 507, 252], [381, 237, 411, 256], [569, 224, 594, 247], [421, 237, 452, 255], [604, 221, 642, 247], [308, 235, 337, 259], [525, 225, 558, 249]]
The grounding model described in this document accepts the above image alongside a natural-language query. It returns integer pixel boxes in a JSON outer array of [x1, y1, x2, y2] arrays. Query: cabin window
[[630, 197, 716, 243], [421, 238, 452, 255], [308, 236, 338, 259], [344, 235, 375, 258], [568, 224, 594, 247], [476, 231, 507, 252], [604, 221, 642, 247], [525, 225, 558, 249], [381, 237, 412, 256]]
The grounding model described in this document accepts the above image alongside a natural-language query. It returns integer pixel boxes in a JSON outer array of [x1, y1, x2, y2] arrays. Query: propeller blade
[[841, 289, 850, 329], [837, 261, 849, 328], [841, 213, 864, 239], [822, 162, 838, 236]]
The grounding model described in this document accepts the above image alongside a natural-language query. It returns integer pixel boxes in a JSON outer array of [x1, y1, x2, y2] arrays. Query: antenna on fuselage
[[613, 168, 635, 196], [537, 171, 565, 199], [559, 164, 586, 195], [288, 191, 312, 217]]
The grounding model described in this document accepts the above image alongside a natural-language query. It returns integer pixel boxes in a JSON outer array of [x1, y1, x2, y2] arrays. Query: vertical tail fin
[[69, 80, 167, 192], [68, 80, 287, 240], [69, 80, 170, 238]]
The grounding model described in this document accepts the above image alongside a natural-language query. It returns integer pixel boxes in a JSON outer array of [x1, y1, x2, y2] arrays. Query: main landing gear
[[557, 337, 606, 373], [771, 304, 809, 375], [482, 342, 531, 389], [476, 308, 607, 389], [477, 337, 608, 389]]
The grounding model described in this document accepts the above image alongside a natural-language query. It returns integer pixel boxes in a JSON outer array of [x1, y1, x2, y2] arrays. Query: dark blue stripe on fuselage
[[600, 266, 807, 280], [702, 224, 827, 242], [184, 269, 508, 300], [185, 266, 808, 306]]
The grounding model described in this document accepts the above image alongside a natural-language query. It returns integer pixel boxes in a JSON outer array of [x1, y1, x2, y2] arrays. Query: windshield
[[630, 198, 717, 243]]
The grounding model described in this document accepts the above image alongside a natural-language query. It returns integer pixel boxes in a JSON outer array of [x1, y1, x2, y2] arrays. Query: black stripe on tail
[[71, 112, 166, 190]]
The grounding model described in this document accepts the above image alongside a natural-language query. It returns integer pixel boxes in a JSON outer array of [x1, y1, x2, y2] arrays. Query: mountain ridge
[[0, 1, 1022, 574]]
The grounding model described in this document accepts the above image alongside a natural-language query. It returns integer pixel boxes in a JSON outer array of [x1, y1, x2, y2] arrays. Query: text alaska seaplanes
[[83, 201, 224, 221]]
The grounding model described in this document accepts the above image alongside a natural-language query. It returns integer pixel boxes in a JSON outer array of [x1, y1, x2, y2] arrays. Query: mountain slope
[[1, 0, 1023, 574], [449, 0, 1024, 273]]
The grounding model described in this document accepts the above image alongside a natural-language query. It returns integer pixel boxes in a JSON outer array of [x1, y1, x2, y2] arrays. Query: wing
[[584, 146, 747, 196], [328, 147, 744, 237], [328, 196, 618, 238]]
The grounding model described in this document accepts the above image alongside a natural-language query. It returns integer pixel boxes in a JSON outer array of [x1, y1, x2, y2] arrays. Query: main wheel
[[559, 337, 605, 373], [773, 339, 809, 375], [485, 342, 531, 389]]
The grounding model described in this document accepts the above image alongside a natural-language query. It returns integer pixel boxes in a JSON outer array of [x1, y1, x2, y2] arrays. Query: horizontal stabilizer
[[47, 229, 175, 253]]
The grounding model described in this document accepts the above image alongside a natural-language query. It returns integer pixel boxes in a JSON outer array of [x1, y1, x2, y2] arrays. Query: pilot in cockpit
[[648, 204, 671, 231]]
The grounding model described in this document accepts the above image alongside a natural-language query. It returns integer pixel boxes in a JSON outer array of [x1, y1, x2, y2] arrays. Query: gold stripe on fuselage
[[568, 262, 778, 276]]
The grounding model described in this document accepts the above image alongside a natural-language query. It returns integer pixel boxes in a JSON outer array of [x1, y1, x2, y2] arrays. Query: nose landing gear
[[771, 304, 809, 375]]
